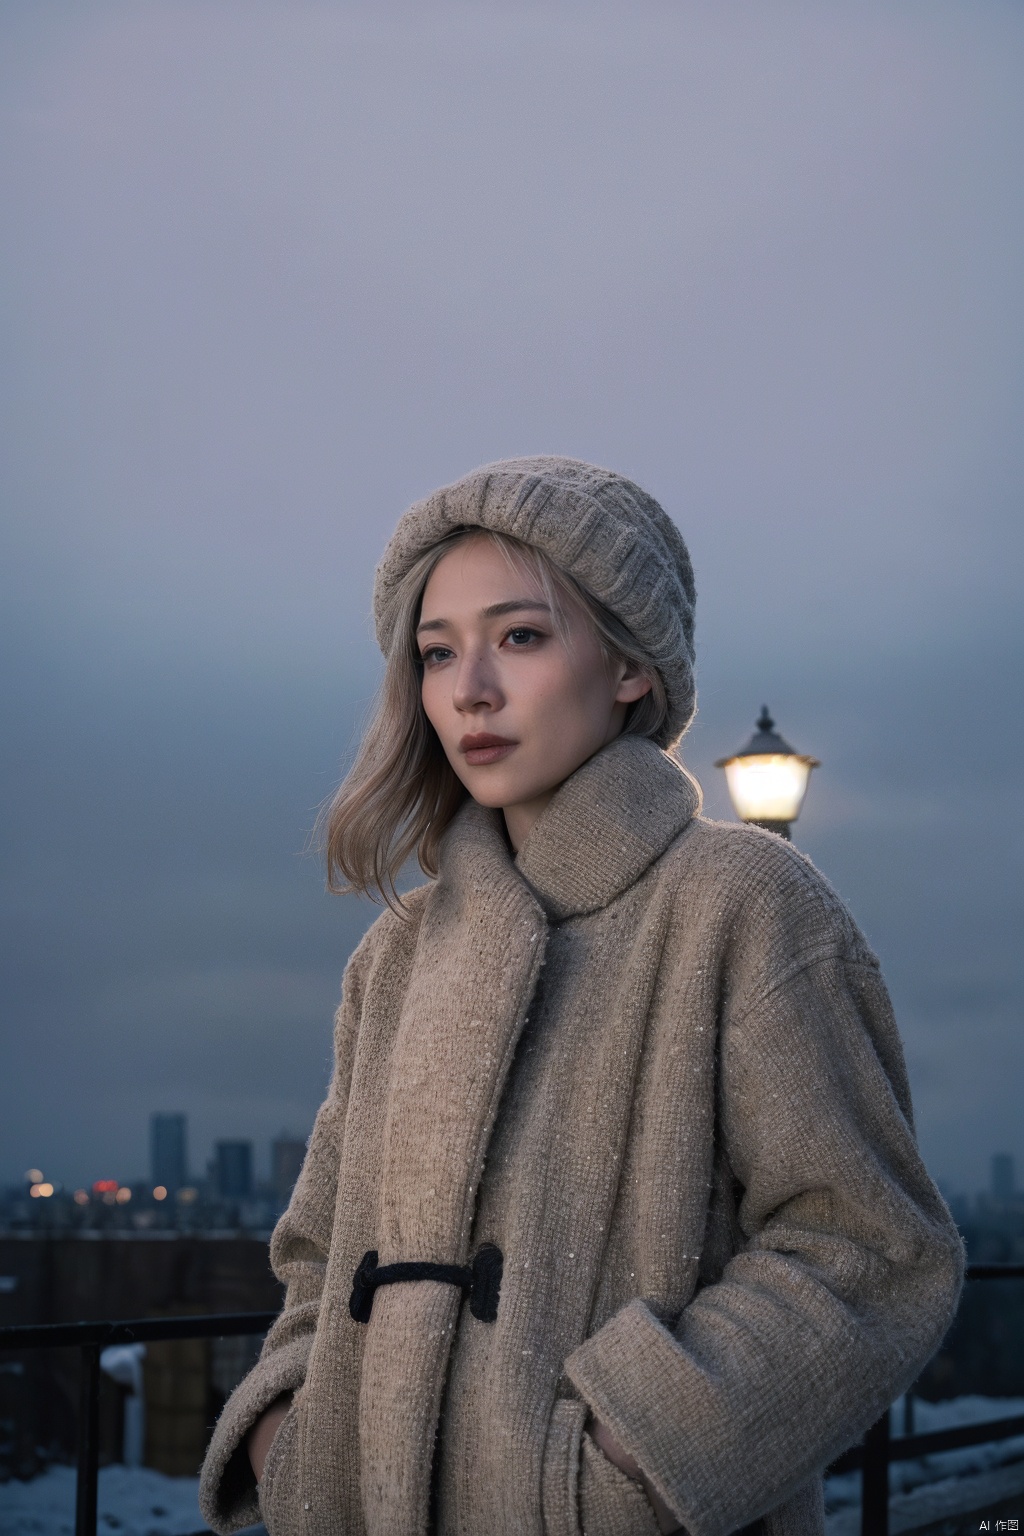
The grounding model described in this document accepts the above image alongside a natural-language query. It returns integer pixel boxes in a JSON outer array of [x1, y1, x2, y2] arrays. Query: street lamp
[[715, 706, 820, 840]]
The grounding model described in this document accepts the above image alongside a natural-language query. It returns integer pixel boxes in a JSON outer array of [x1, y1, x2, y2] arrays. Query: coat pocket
[[578, 1429, 661, 1536], [541, 1397, 660, 1536], [541, 1398, 588, 1536], [257, 1397, 301, 1536]]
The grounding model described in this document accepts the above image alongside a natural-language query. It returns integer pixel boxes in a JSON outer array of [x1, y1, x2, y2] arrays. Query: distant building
[[213, 1141, 253, 1201], [992, 1152, 1015, 1203], [271, 1135, 307, 1206], [150, 1114, 188, 1194]]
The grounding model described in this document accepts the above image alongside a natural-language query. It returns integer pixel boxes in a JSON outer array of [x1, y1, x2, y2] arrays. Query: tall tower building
[[150, 1113, 188, 1194], [213, 1140, 253, 1201]]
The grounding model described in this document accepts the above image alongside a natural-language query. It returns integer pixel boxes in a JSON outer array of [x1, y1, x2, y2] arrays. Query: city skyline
[[10, 1112, 311, 1233]]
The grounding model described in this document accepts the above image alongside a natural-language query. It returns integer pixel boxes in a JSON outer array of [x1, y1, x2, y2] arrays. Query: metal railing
[[1, 1264, 1022, 1536], [0, 1311, 277, 1536], [828, 1263, 1024, 1534]]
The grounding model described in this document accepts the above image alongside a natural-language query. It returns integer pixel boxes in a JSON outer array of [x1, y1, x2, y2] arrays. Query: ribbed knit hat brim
[[373, 456, 697, 747]]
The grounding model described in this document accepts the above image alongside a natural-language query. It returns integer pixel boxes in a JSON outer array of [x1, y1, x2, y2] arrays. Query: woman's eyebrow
[[416, 600, 551, 636]]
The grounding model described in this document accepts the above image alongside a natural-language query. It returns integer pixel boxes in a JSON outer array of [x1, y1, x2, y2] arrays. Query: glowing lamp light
[[716, 707, 819, 840], [115, 1186, 132, 1204], [73, 1190, 90, 1206], [153, 1185, 168, 1201], [26, 1169, 44, 1185], [30, 1182, 54, 1198]]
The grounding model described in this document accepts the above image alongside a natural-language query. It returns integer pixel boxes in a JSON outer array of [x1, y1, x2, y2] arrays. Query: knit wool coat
[[199, 734, 964, 1536]]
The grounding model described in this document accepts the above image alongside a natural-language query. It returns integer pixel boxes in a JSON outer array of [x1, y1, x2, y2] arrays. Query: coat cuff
[[198, 1333, 312, 1534], [564, 1300, 733, 1536]]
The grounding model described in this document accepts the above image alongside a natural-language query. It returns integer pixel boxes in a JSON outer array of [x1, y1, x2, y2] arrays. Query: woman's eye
[[420, 646, 453, 666], [504, 626, 541, 646]]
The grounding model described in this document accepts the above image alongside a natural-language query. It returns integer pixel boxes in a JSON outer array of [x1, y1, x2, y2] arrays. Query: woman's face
[[417, 535, 651, 851]]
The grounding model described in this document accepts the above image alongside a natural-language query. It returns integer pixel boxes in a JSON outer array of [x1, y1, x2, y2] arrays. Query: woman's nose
[[452, 651, 502, 713]]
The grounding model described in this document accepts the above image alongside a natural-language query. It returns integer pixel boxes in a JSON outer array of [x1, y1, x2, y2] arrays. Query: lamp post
[[715, 706, 819, 840]]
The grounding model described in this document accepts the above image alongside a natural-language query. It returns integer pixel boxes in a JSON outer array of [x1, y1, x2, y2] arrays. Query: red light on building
[[92, 1180, 118, 1194]]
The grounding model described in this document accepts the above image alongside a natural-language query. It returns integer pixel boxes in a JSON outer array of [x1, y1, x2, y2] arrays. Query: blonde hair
[[323, 528, 671, 910]]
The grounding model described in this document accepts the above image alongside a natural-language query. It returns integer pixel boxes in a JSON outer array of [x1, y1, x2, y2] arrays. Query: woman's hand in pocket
[[587, 1416, 683, 1535], [247, 1393, 293, 1483]]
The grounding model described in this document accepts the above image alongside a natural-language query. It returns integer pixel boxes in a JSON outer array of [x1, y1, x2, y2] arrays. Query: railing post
[[75, 1343, 101, 1536], [861, 1408, 890, 1536]]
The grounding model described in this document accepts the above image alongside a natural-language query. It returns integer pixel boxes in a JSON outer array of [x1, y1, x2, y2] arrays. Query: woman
[[199, 457, 963, 1536]]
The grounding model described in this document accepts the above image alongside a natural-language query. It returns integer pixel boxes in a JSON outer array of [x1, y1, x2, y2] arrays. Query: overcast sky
[[1, 0, 1021, 1195]]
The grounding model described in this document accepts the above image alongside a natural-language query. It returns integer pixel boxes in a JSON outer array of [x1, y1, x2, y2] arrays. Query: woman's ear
[[613, 661, 653, 705]]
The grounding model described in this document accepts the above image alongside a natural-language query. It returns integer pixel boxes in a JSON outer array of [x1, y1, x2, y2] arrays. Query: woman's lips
[[460, 734, 518, 766]]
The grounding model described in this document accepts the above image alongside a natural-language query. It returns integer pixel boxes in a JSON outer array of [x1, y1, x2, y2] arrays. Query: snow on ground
[[0, 1464, 209, 1536], [0, 1463, 266, 1536], [825, 1393, 1024, 1516]]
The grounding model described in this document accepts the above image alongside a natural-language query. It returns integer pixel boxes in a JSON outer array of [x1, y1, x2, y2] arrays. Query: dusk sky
[[1, 1, 1021, 1197]]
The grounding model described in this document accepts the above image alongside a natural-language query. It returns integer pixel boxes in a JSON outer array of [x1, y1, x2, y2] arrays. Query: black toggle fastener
[[349, 1243, 503, 1325]]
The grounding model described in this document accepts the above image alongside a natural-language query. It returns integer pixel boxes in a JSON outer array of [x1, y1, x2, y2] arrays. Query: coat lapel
[[359, 800, 547, 1536]]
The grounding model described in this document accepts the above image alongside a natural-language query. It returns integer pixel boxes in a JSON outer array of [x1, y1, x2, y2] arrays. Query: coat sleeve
[[563, 846, 965, 1536], [197, 926, 375, 1534]]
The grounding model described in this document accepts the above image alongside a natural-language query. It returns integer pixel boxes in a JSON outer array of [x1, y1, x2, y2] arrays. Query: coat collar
[[439, 728, 696, 915], [445, 733, 699, 923], [515, 733, 699, 920]]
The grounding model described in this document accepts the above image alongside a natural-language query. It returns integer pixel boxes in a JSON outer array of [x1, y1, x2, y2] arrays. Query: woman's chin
[[460, 771, 549, 814], [463, 778, 519, 810]]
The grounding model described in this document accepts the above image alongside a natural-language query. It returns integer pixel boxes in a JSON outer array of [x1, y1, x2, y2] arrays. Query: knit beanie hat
[[373, 456, 697, 747]]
